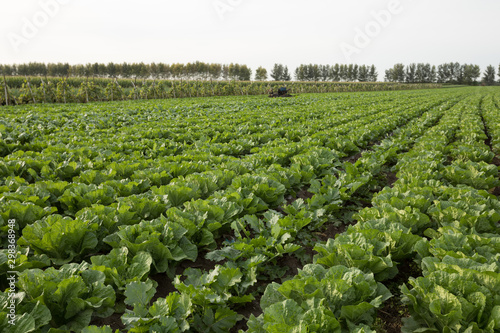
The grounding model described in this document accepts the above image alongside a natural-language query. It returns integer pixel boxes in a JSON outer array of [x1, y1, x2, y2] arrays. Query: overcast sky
[[1, 0, 499, 79]]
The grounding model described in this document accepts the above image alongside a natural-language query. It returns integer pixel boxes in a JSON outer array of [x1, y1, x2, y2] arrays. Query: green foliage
[[15, 263, 115, 332], [1, 75, 442, 105], [443, 160, 499, 190], [90, 247, 153, 290], [121, 281, 191, 332], [1, 87, 499, 333], [18, 214, 99, 265], [103, 216, 198, 274], [0, 290, 51, 333], [249, 264, 391, 332], [401, 262, 500, 332], [313, 226, 419, 281]]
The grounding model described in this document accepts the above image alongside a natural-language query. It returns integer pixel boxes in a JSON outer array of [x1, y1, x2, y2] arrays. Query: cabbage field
[[1, 87, 500, 333]]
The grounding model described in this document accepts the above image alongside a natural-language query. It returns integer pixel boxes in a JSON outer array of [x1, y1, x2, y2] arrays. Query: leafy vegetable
[[103, 216, 197, 275], [250, 264, 391, 332], [16, 263, 115, 332], [19, 214, 99, 265]]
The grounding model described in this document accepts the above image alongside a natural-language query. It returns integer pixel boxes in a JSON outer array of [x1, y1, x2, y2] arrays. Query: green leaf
[[193, 307, 241, 333], [124, 281, 156, 317], [341, 302, 375, 325], [262, 299, 304, 327], [81, 326, 116, 333]]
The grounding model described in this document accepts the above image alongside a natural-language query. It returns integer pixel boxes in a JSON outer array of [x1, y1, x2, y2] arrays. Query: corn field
[[1, 76, 442, 105]]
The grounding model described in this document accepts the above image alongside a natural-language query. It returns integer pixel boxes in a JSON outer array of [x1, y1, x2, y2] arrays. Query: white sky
[[1, 0, 499, 80]]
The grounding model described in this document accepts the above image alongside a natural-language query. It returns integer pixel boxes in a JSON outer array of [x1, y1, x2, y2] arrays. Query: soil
[[368, 140, 382, 147], [343, 151, 363, 164], [316, 222, 351, 242], [485, 137, 492, 150], [376, 297, 409, 333], [149, 273, 177, 303], [383, 170, 399, 188], [375, 259, 422, 333], [231, 291, 264, 332], [290, 187, 314, 204], [303, 245, 316, 261], [90, 312, 126, 331], [490, 186, 500, 196], [279, 253, 303, 278]]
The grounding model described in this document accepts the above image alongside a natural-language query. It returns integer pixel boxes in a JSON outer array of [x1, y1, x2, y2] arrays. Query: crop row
[[0, 88, 498, 332], [247, 92, 500, 332], [84, 91, 462, 332]]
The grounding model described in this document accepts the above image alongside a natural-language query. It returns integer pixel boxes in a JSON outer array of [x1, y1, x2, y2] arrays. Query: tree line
[[385, 63, 499, 85], [1, 61, 498, 85], [0, 62, 378, 83], [0, 61, 252, 81]]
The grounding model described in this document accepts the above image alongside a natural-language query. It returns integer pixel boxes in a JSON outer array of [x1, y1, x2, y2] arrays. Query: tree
[[294, 65, 306, 81], [221, 65, 229, 80], [358, 65, 368, 82], [98, 63, 107, 78], [462, 64, 481, 85], [320, 65, 330, 81], [270, 64, 284, 81], [332, 64, 340, 81], [482, 65, 496, 86], [282, 66, 291, 81], [430, 65, 437, 83], [453, 62, 462, 83], [308, 64, 320, 81], [107, 62, 117, 78], [72, 64, 85, 77], [0, 64, 14, 76], [415, 63, 432, 83], [406, 63, 416, 83], [157, 63, 167, 79], [150, 62, 162, 79], [228, 63, 239, 80], [209, 63, 222, 80], [254, 67, 267, 81], [17, 63, 29, 76], [339, 64, 347, 81], [352, 64, 359, 82], [388, 64, 405, 82], [238, 65, 252, 81], [347, 64, 354, 81], [368, 65, 378, 82], [384, 69, 394, 82], [26, 62, 47, 76], [118, 62, 128, 78], [437, 64, 449, 83], [437, 63, 464, 83], [167, 63, 180, 79]]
